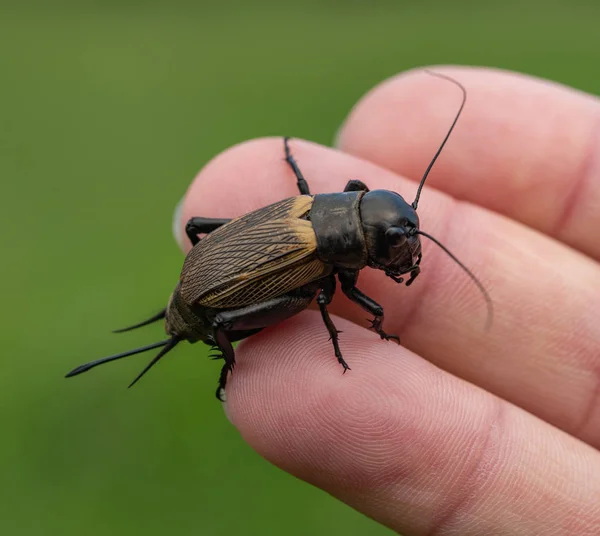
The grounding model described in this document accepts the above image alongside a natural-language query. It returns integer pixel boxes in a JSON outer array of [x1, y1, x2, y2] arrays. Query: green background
[[2, 1, 599, 535]]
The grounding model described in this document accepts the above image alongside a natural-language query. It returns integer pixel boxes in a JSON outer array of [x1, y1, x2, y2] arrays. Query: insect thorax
[[310, 191, 368, 269]]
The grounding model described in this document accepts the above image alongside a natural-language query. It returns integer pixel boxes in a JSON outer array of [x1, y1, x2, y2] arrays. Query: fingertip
[[172, 195, 186, 251], [221, 311, 600, 536], [223, 311, 422, 430], [335, 64, 600, 260]]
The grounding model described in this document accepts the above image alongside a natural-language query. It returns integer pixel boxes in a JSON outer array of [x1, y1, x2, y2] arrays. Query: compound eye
[[385, 227, 407, 247]]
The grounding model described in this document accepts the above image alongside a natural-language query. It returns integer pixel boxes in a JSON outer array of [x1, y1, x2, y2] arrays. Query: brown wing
[[179, 196, 329, 308]]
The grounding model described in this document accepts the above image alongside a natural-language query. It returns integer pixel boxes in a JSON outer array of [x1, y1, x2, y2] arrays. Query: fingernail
[[332, 123, 345, 148], [221, 392, 234, 424], [172, 196, 185, 250]]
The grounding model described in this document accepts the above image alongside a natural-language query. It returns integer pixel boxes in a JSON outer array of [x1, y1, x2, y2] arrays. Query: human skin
[[173, 66, 600, 535]]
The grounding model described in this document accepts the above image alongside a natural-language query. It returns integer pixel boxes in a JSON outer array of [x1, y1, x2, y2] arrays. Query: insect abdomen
[[165, 283, 211, 342]]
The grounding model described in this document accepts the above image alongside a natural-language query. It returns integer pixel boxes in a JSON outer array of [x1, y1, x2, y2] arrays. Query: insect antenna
[[415, 230, 493, 330], [112, 308, 167, 333], [65, 337, 178, 379], [412, 71, 467, 210]]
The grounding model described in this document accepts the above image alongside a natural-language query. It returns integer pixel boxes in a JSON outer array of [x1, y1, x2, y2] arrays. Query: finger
[[336, 65, 600, 260], [174, 138, 600, 448], [226, 312, 600, 536]]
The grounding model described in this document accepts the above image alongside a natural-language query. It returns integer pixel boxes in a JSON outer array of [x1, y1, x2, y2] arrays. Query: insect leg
[[316, 275, 350, 372], [212, 291, 316, 333], [185, 217, 232, 246], [211, 288, 318, 400], [283, 137, 311, 195], [226, 328, 264, 343], [338, 270, 400, 344], [343, 180, 370, 192], [213, 329, 236, 401]]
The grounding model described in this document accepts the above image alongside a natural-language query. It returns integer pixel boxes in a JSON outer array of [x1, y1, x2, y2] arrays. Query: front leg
[[338, 270, 400, 344]]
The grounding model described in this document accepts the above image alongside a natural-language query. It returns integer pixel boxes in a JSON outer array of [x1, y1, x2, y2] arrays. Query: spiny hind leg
[[212, 291, 316, 333], [284, 137, 311, 195], [211, 288, 317, 400], [213, 330, 235, 402]]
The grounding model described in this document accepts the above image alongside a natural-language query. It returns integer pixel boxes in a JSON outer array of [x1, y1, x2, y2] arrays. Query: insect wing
[[179, 196, 327, 307]]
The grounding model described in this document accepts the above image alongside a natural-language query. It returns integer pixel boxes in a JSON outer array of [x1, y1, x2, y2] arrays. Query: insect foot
[[368, 318, 401, 344]]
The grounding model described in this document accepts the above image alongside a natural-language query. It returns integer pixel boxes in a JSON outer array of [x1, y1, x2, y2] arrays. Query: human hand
[[173, 66, 600, 535]]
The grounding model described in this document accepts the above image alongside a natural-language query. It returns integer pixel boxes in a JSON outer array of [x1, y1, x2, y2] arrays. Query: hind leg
[[212, 330, 236, 401], [211, 286, 318, 400]]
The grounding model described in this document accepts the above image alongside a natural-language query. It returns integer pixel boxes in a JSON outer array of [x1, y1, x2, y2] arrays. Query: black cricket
[[66, 72, 492, 400]]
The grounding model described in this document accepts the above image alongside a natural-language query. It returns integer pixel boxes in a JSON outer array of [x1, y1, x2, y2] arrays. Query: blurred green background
[[1, 1, 599, 534]]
